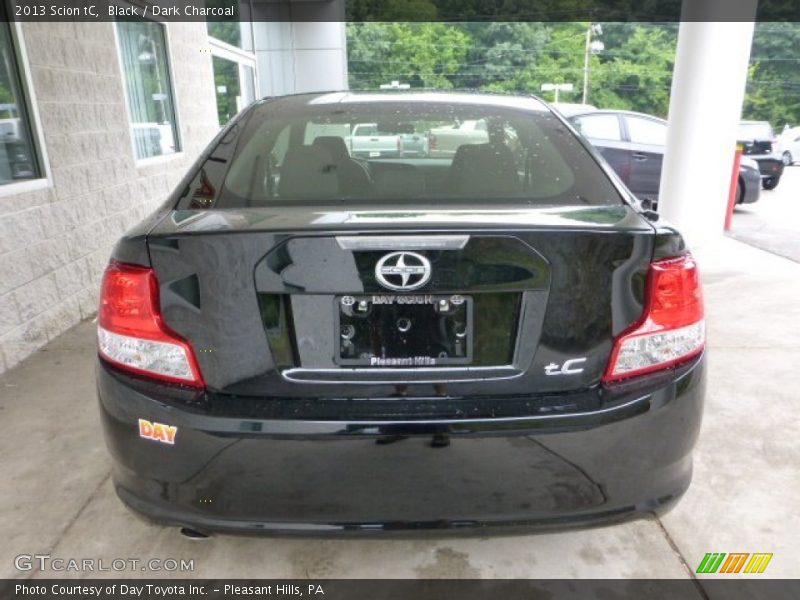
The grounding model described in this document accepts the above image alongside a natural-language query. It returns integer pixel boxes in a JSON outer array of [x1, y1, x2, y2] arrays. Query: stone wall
[[0, 21, 219, 373]]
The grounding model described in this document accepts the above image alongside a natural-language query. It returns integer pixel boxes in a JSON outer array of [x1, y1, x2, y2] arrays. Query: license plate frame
[[334, 294, 473, 367]]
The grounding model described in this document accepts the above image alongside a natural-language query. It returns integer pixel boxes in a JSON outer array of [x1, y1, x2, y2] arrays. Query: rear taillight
[[97, 261, 204, 388], [603, 254, 704, 383]]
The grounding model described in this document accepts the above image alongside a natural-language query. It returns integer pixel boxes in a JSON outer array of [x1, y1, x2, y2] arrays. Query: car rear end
[[738, 121, 784, 189], [96, 93, 706, 535]]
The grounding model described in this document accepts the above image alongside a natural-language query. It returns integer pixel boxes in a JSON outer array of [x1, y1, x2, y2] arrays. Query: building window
[[207, 1, 254, 52], [206, 1, 257, 127], [212, 54, 257, 127], [0, 20, 42, 185], [116, 20, 180, 160]]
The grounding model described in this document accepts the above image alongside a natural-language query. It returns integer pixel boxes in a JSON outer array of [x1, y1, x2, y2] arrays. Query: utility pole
[[582, 23, 604, 105], [582, 24, 591, 104]]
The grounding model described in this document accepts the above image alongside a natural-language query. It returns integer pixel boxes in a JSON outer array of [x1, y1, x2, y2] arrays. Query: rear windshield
[[178, 98, 624, 209], [738, 122, 774, 140]]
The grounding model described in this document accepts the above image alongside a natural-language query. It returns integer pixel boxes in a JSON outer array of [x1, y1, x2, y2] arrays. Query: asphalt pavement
[[729, 165, 800, 262]]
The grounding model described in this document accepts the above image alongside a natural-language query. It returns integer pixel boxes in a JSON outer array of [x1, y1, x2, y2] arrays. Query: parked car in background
[[347, 123, 429, 158], [96, 91, 706, 535], [569, 109, 760, 204], [551, 102, 598, 117], [737, 157, 764, 204], [398, 130, 429, 157], [779, 126, 800, 166], [130, 123, 178, 159], [427, 119, 490, 157], [737, 120, 784, 189], [0, 102, 38, 181], [347, 123, 402, 158]]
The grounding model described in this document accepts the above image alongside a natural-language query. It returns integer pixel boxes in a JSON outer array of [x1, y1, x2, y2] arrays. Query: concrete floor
[[2, 180, 799, 583], [730, 165, 800, 262]]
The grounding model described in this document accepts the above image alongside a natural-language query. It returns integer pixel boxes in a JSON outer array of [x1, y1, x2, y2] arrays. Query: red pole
[[724, 144, 744, 231]]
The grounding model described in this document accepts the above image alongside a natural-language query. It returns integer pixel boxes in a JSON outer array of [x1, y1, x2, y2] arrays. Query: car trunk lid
[[146, 204, 655, 399]]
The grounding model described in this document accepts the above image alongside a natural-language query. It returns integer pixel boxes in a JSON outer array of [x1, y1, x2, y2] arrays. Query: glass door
[[209, 20, 258, 128], [212, 54, 257, 127]]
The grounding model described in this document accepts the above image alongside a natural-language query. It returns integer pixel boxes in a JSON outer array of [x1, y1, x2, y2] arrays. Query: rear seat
[[448, 143, 521, 197], [278, 145, 339, 199], [370, 163, 426, 198], [312, 136, 372, 197]]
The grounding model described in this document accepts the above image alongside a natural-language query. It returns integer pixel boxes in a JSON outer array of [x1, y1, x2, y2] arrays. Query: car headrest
[[449, 143, 520, 196], [372, 163, 425, 198], [312, 136, 351, 163], [278, 145, 338, 198]]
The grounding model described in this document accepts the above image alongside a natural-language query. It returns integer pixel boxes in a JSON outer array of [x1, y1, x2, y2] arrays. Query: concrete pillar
[[659, 0, 757, 246], [252, 1, 347, 97]]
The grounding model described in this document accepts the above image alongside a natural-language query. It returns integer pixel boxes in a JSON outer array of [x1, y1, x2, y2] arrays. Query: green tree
[[347, 22, 471, 89], [744, 22, 800, 128], [345, 20, 800, 126], [457, 22, 549, 89], [480, 22, 592, 100], [592, 24, 676, 116]]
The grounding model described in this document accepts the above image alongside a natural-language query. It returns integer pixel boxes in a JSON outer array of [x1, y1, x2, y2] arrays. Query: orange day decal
[[138, 419, 178, 445]]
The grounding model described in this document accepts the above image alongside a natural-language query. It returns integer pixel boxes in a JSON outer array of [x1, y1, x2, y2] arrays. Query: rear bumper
[[97, 356, 706, 535], [750, 156, 784, 179]]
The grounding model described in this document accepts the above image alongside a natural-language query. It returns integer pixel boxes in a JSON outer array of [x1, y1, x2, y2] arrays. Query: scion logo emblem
[[375, 251, 432, 291]]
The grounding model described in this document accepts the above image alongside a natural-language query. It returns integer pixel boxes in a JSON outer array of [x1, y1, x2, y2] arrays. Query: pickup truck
[[346, 123, 429, 158], [737, 120, 784, 190], [427, 120, 489, 158], [347, 123, 401, 158]]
